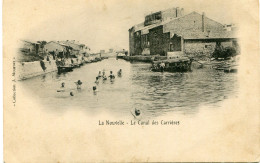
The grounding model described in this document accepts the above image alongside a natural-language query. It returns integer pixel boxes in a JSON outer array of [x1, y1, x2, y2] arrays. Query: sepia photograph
[[3, 0, 260, 162]]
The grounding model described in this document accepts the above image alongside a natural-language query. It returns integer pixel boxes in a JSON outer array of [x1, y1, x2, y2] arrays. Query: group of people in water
[[57, 68, 141, 117], [57, 69, 123, 96], [95, 69, 122, 83]]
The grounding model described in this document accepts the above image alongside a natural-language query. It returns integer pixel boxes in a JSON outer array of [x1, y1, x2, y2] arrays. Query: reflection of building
[[129, 7, 238, 58]]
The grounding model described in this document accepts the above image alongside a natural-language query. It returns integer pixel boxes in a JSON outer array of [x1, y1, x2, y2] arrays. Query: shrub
[[212, 46, 237, 59]]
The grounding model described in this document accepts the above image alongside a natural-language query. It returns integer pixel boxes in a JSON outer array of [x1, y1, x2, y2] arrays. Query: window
[[205, 44, 212, 49], [145, 35, 148, 46], [169, 43, 173, 51]]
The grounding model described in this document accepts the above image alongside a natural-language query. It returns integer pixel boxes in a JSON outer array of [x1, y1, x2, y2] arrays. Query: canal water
[[20, 58, 238, 118]]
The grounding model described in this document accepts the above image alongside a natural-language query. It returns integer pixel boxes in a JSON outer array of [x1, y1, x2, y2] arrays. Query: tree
[[212, 46, 237, 60]]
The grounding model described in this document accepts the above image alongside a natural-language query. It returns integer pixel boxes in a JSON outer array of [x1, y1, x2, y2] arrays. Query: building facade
[[44, 41, 68, 52], [60, 40, 86, 55], [129, 8, 237, 58], [20, 40, 40, 54]]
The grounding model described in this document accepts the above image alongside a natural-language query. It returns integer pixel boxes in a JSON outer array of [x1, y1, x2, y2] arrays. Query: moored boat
[[56, 60, 73, 73], [223, 65, 238, 73], [57, 66, 73, 73], [151, 57, 193, 72]]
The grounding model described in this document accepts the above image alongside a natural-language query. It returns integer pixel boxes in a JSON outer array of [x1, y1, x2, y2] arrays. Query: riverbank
[[118, 55, 238, 72], [17, 56, 106, 80]]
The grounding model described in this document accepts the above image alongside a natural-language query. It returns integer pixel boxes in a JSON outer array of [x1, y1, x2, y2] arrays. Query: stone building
[[20, 40, 40, 54], [60, 40, 86, 55], [44, 41, 68, 52], [129, 8, 238, 58], [100, 50, 105, 54]]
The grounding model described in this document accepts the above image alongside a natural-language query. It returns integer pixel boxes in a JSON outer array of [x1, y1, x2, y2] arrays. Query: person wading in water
[[109, 71, 115, 79], [117, 69, 122, 77], [95, 77, 99, 84], [159, 61, 165, 72], [75, 80, 83, 89], [135, 108, 141, 116]]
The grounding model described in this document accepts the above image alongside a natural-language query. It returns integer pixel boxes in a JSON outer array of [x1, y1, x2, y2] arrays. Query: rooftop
[[131, 11, 236, 39]]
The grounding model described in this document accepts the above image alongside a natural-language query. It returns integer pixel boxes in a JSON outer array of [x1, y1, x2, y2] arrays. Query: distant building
[[223, 24, 237, 31], [44, 41, 68, 52], [60, 40, 86, 55], [100, 50, 105, 54], [144, 7, 184, 26], [20, 40, 40, 54], [129, 8, 238, 58], [109, 49, 113, 53]]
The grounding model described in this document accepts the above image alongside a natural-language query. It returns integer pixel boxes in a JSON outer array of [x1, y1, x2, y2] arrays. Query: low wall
[[17, 59, 57, 80], [121, 56, 152, 62], [167, 51, 184, 59], [184, 39, 234, 59], [17, 56, 103, 80], [121, 55, 167, 62], [184, 41, 216, 58]]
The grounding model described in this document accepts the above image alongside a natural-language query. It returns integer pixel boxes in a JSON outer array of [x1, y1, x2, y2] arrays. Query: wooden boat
[[224, 65, 238, 73], [57, 66, 73, 73], [56, 60, 73, 73], [95, 57, 102, 62], [213, 62, 238, 73], [151, 57, 193, 72], [72, 63, 80, 68]]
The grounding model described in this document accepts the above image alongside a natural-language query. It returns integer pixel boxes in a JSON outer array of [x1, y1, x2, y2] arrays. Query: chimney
[[180, 8, 184, 16], [202, 12, 205, 32], [176, 7, 179, 17], [206, 30, 210, 37]]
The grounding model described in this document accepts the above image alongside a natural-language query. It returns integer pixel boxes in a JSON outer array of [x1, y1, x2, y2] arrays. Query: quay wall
[[17, 59, 57, 80], [121, 55, 167, 62], [17, 55, 104, 80], [184, 39, 234, 58]]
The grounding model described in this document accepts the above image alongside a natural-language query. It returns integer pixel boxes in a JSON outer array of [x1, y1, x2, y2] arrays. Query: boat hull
[[151, 58, 192, 73], [57, 66, 73, 73]]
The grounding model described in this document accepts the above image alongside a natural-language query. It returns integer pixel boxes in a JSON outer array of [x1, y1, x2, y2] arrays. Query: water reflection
[[20, 58, 238, 118]]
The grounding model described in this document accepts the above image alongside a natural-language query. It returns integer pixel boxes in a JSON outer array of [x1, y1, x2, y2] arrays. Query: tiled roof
[[47, 41, 70, 47], [135, 12, 198, 34], [60, 41, 82, 50], [169, 29, 237, 39], [22, 40, 40, 44], [132, 11, 237, 39]]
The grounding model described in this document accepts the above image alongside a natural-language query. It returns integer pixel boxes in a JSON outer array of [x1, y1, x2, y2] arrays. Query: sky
[[17, 0, 242, 53]]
